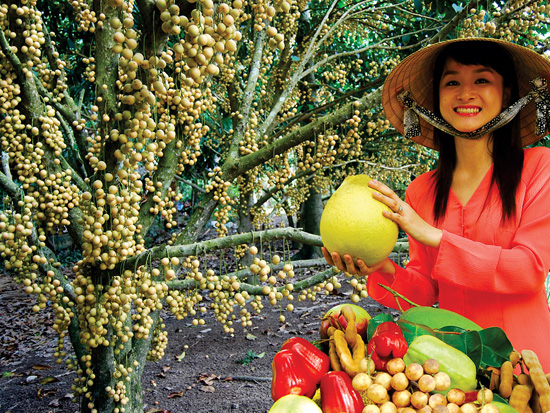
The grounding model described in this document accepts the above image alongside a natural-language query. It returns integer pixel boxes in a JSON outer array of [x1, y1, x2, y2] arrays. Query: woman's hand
[[369, 179, 442, 248], [322, 247, 395, 276]]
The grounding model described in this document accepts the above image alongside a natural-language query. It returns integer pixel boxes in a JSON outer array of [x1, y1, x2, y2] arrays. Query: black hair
[[431, 41, 523, 224]]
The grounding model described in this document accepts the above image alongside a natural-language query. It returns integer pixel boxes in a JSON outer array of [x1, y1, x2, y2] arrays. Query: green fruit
[[320, 175, 398, 266], [404, 335, 477, 394], [268, 394, 323, 413], [400, 306, 482, 331]]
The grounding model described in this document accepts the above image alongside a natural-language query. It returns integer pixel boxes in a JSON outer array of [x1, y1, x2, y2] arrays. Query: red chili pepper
[[320, 371, 365, 413], [280, 337, 330, 383], [366, 321, 408, 371], [271, 348, 317, 401]]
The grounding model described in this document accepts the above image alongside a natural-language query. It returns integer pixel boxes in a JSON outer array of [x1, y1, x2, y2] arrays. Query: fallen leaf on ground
[[33, 364, 52, 370], [246, 333, 257, 340], [168, 391, 185, 398], [198, 373, 219, 385], [199, 385, 215, 393], [37, 387, 57, 398], [40, 377, 59, 384]]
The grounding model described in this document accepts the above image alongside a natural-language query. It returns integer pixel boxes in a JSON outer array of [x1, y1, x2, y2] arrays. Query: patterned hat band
[[397, 77, 550, 141]]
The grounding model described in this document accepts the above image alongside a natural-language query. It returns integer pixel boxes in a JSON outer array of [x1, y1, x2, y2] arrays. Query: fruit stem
[[377, 283, 421, 311]]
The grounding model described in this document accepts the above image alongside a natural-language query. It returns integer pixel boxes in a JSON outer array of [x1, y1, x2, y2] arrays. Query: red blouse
[[367, 146, 550, 371]]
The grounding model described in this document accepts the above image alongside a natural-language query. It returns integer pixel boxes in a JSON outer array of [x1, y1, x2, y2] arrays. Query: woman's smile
[[439, 59, 508, 133]]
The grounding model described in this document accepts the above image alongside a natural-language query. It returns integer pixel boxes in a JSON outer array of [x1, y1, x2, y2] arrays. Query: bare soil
[[0, 267, 391, 413]]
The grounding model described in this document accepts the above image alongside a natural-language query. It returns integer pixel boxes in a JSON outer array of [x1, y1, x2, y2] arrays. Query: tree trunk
[[293, 186, 324, 260], [79, 311, 160, 413]]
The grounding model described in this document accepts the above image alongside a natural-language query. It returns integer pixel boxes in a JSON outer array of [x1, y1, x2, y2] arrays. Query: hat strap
[[397, 77, 550, 141]]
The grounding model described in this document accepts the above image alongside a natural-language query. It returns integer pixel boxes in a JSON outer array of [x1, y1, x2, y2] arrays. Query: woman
[[323, 39, 550, 370]]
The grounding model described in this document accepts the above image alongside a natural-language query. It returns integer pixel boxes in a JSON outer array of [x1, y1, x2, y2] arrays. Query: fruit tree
[[0, 0, 548, 411]]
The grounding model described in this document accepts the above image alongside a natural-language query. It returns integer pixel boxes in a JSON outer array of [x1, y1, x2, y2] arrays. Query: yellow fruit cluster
[[490, 349, 550, 413]]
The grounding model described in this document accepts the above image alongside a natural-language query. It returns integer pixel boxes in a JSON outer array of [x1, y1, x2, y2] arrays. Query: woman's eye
[[476, 78, 489, 84], [445, 80, 459, 86]]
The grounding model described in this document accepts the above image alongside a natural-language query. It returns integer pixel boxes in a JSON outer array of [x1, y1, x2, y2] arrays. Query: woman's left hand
[[369, 179, 443, 248]]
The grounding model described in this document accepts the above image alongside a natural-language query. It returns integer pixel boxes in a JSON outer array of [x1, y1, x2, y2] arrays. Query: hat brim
[[382, 38, 550, 149]]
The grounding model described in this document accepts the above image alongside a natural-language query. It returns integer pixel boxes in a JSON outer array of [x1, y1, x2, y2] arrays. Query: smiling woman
[[323, 38, 550, 371]]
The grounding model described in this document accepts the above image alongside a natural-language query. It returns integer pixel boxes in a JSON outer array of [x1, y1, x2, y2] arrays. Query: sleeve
[[432, 150, 550, 295], [367, 186, 439, 311]]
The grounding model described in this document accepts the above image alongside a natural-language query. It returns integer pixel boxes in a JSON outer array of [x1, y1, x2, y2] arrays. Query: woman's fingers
[[369, 179, 402, 212]]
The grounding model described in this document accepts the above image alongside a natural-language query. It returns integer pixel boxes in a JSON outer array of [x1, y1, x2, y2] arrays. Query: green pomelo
[[320, 175, 398, 266], [268, 394, 323, 413], [400, 306, 482, 331]]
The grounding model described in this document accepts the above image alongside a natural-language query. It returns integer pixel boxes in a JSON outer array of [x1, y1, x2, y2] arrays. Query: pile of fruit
[[268, 304, 550, 413]]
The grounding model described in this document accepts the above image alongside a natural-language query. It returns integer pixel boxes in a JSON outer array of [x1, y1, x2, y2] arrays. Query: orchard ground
[[0, 256, 394, 413]]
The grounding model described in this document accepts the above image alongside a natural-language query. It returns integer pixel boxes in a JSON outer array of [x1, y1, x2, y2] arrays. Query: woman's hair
[[431, 41, 523, 224]]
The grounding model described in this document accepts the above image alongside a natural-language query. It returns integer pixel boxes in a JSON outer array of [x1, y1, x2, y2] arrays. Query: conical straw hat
[[382, 38, 550, 149]]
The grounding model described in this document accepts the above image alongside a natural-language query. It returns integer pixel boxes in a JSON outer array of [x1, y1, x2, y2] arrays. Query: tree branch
[[111, 227, 322, 276]]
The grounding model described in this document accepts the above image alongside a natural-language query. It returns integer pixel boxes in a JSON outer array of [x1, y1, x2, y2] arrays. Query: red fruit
[[271, 349, 317, 401], [320, 304, 371, 340], [280, 337, 330, 384]]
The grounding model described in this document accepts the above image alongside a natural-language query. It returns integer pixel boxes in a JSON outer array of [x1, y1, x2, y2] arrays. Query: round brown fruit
[[433, 405, 450, 413], [446, 389, 466, 406], [367, 383, 390, 404], [447, 403, 461, 413], [410, 391, 429, 409], [459, 402, 478, 413], [423, 359, 440, 374], [386, 358, 406, 375], [374, 372, 393, 390], [390, 372, 409, 391], [352, 372, 372, 392], [433, 371, 451, 392], [429, 393, 447, 409], [405, 362, 424, 381], [363, 405, 381, 413], [479, 404, 499, 413], [392, 389, 412, 408], [359, 357, 376, 375], [379, 401, 397, 413], [418, 374, 436, 393], [477, 389, 493, 405]]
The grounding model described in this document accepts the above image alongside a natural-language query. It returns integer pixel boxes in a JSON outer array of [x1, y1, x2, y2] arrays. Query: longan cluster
[[0, 2, 44, 65], [322, 62, 349, 88], [460, 5, 549, 43], [147, 318, 168, 361], [166, 0, 243, 86], [0, 207, 36, 273], [78, 178, 143, 270], [352, 358, 501, 413], [68, 0, 98, 33]]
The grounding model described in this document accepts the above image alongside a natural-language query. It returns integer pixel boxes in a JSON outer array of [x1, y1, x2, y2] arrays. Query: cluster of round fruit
[[350, 357, 499, 413]]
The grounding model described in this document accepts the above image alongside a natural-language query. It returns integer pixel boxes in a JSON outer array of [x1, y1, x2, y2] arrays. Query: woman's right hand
[[322, 247, 395, 277]]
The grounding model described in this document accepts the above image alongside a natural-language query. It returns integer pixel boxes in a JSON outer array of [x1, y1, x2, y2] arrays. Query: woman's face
[[438, 58, 509, 133]]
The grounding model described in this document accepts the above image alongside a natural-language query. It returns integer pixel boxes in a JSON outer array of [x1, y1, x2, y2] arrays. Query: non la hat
[[382, 37, 550, 149]]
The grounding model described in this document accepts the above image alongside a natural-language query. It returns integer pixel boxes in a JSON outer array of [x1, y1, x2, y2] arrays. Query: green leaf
[[478, 327, 514, 368], [397, 320, 513, 370], [367, 313, 393, 341], [246, 333, 257, 341], [413, 0, 423, 13]]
